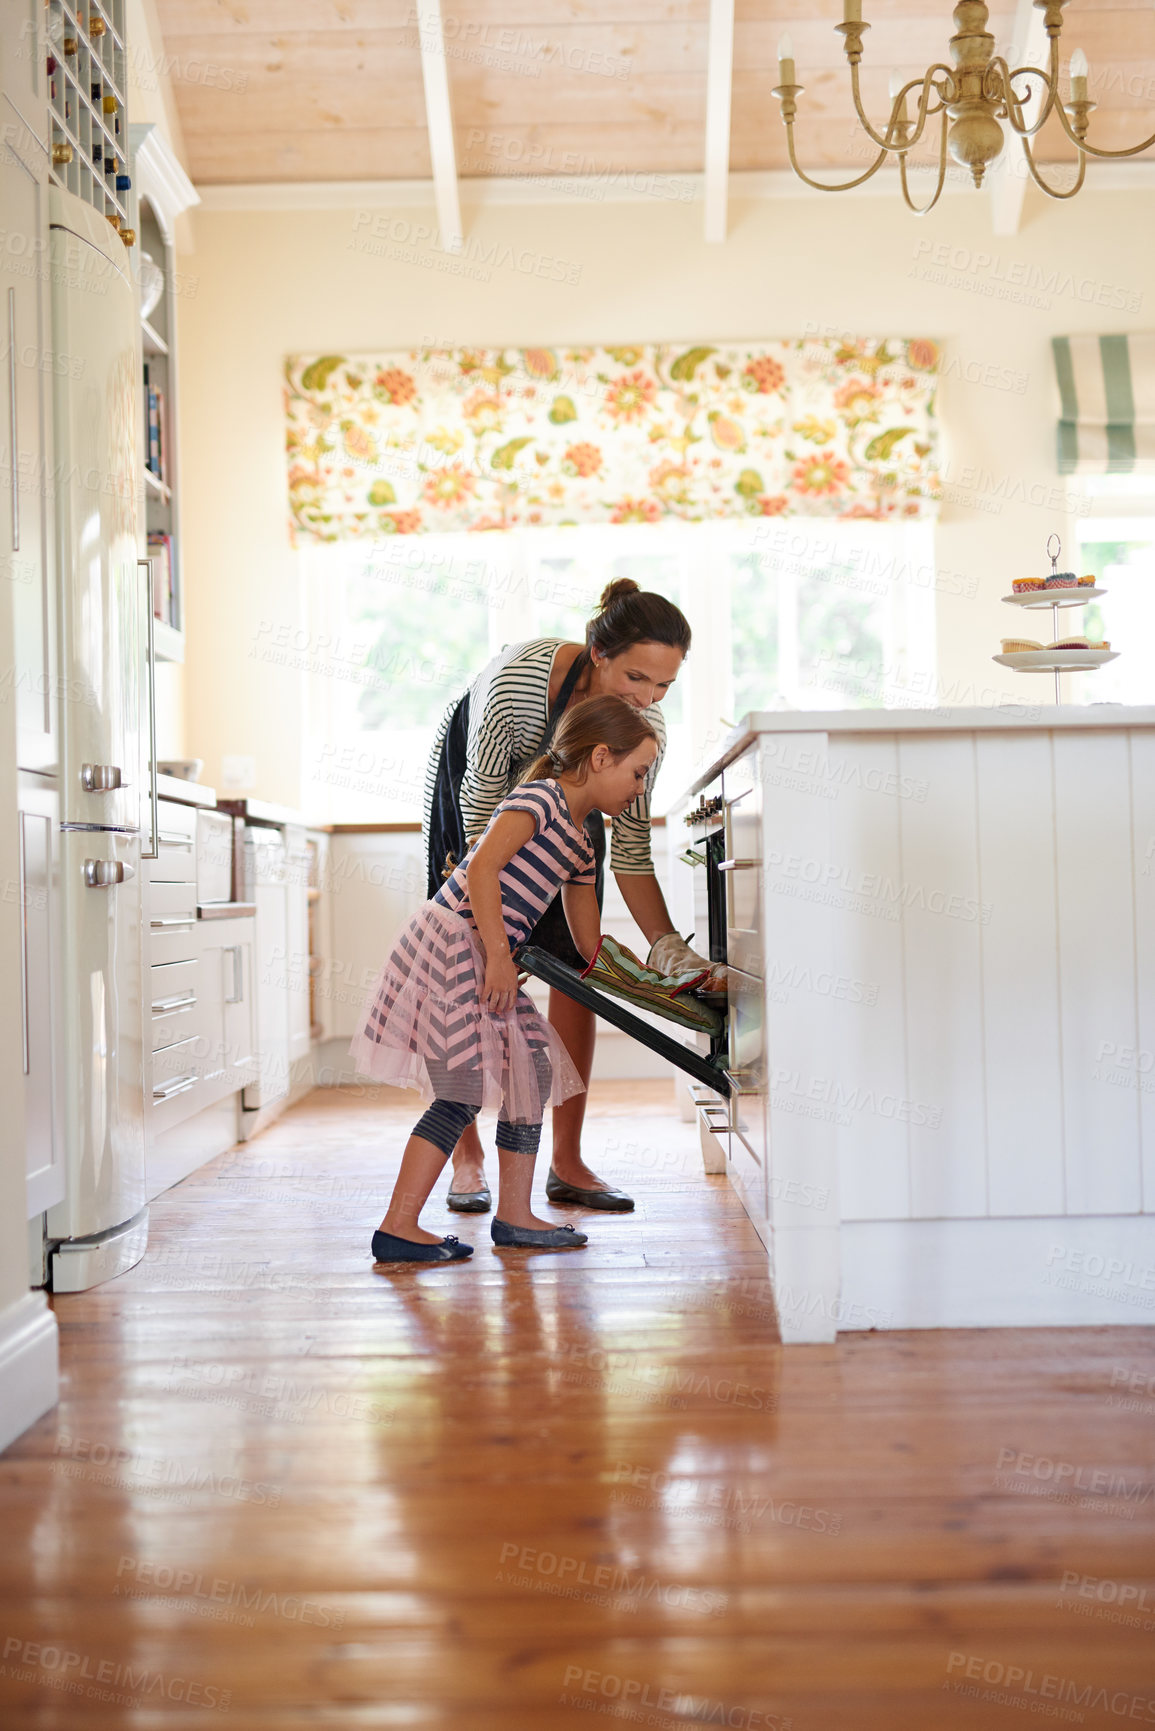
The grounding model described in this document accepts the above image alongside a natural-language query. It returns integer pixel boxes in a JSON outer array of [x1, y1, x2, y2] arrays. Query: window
[[1074, 510, 1155, 707], [301, 518, 937, 823]]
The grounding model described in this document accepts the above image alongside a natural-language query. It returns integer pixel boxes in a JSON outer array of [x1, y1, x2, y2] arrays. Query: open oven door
[[517, 945, 732, 1098]]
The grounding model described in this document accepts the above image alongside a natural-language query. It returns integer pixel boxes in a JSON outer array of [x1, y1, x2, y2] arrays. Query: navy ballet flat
[[371, 1230, 473, 1264], [490, 1219, 588, 1249]]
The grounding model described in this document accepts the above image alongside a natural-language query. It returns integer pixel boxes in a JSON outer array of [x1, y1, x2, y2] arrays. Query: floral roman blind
[[284, 340, 941, 544]]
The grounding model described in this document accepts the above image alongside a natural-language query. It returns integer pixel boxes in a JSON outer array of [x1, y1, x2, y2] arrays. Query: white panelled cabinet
[[675, 706, 1155, 1343]]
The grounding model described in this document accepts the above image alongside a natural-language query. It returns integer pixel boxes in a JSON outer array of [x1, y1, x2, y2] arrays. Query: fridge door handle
[[140, 558, 159, 860], [7, 288, 18, 553], [84, 858, 134, 887], [81, 763, 124, 792]]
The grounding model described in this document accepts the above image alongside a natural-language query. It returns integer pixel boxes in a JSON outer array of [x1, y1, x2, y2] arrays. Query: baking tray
[[517, 944, 732, 1098]]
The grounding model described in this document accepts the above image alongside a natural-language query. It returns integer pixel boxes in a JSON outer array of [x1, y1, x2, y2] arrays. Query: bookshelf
[[129, 130, 194, 663]]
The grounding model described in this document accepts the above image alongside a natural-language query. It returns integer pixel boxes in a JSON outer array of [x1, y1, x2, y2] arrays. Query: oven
[[517, 781, 734, 1098]]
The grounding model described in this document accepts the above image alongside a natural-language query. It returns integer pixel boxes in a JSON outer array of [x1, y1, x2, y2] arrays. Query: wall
[[176, 182, 1154, 810]]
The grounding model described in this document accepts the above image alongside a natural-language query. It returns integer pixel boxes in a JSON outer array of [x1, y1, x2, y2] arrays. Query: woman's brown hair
[[523, 694, 659, 786], [586, 577, 692, 660]]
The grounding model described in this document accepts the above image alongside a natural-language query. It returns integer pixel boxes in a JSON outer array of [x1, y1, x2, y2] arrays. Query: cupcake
[[1045, 572, 1078, 588], [1013, 577, 1047, 593], [1051, 636, 1089, 650], [1001, 637, 1042, 653], [1078, 574, 1096, 586]]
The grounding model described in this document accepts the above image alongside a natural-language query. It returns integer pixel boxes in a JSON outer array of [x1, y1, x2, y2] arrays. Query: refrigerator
[[42, 186, 151, 1292]]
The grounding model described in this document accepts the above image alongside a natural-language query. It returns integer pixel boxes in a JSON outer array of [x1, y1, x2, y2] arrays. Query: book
[[155, 384, 167, 486], [147, 532, 173, 625]]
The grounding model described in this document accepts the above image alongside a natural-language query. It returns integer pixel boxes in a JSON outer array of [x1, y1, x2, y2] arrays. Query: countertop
[[689, 703, 1155, 796], [156, 773, 217, 808]]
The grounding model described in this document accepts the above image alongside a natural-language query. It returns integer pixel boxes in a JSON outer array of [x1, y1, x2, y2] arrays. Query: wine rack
[[45, 0, 134, 246]]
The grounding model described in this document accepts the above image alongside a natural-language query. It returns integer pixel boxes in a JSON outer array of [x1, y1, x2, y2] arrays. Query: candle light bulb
[[889, 70, 903, 98], [844, 0, 862, 22], [777, 33, 796, 86], [1069, 47, 1088, 102]]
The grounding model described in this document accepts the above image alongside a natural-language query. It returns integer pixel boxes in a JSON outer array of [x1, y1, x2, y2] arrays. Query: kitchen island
[[671, 705, 1155, 1343]]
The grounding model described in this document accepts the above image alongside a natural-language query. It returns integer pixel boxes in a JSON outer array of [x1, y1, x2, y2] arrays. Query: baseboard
[[841, 1215, 1155, 1330], [0, 1292, 58, 1454]]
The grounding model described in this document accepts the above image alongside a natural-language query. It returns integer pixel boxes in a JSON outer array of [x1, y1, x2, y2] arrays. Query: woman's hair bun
[[597, 577, 641, 613]]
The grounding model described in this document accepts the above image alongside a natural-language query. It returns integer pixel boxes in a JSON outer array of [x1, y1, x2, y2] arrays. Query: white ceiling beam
[[414, 0, 463, 254], [703, 0, 735, 242], [988, 0, 1051, 235]]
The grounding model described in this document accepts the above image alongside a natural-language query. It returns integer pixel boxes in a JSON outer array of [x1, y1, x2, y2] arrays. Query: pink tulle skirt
[[348, 900, 584, 1123]]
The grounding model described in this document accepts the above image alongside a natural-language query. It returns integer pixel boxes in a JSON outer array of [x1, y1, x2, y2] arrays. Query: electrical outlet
[[221, 755, 257, 790]]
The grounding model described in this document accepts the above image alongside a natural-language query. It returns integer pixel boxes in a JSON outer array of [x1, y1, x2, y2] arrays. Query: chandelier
[[772, 0, 1155, 213]]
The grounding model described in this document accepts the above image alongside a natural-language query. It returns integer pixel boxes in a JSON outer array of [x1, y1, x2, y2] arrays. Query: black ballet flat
[[490, 1219, 588, 1249], [447, 1184, 492, 1214], [371, 1230, 473, 1264]]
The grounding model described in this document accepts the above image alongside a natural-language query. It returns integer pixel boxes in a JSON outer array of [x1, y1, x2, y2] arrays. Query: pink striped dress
[[349, 781, 593, 1121]]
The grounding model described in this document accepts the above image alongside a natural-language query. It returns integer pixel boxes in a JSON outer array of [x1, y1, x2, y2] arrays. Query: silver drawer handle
[[152, 991, 196, 1014], [150, 917, 196, 929], [158, 834, 194, 847], [701, 1106, 731, 1134], [81, 762, 123, 792], [84, 858, 133, 887], [153, 1073, 197, 1101], [718, 858, 759, 872]]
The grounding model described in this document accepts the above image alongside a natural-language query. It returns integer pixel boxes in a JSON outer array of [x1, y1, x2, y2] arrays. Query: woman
[[424, 578, 717, 1214]]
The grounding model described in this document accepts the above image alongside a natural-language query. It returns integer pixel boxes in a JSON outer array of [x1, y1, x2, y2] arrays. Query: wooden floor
[[2, 1081, 1154, 1729]]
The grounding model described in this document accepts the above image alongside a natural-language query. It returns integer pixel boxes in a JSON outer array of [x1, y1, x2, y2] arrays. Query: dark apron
[[425, 650, 607, 970]]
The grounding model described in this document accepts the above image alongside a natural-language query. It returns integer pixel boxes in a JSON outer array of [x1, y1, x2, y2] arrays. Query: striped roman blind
[[1052, 334, 1155, 474]]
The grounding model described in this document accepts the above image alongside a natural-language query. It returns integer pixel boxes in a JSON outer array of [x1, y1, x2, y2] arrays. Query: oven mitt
[[580, 934, 724, 1035], [647, 931, 731, 993]]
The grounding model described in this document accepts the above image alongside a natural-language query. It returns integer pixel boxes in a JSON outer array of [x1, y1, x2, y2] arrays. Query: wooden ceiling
[[156, 0, 1155, 185]]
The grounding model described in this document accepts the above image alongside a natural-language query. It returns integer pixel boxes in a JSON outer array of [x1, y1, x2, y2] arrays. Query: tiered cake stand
[[992, 541, 1119, 704]]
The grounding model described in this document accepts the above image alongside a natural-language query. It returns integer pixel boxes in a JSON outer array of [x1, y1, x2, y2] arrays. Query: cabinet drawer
[[150, 880, 197, 921], [150, 959, 200, 1053], [697, 1101, 729, 1173], [157, 799, 198, 845], [149, 882, 198, 964], [149, 919, 198, 966], [146, 839, 196, 885], [151, 1037, 199, 1104]]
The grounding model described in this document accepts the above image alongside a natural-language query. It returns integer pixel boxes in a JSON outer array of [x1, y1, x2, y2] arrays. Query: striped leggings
[[412, 1050, 553, 1158]]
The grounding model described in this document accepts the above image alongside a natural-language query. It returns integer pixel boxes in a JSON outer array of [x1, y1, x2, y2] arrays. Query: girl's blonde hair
[[523, 694, 658, 786]]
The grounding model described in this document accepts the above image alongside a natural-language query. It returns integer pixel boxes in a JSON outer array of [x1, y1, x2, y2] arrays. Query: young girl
[[351, 695, 660, 1264]]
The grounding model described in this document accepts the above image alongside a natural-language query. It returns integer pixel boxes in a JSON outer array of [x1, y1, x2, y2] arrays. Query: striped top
[[423, 638, 665, 875], [432, 780, 596, 948]]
